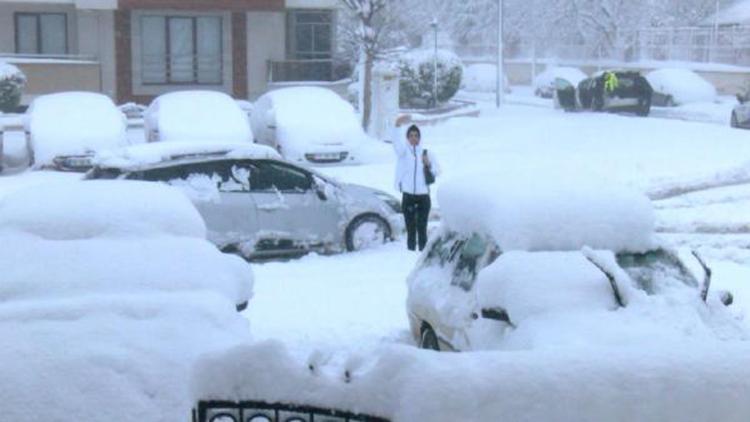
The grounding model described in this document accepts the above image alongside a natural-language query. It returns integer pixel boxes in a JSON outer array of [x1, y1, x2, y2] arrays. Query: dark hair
[[406, 124, 421, 138]]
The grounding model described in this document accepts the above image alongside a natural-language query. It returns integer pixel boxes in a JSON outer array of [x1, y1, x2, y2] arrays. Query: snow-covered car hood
[[340, 183, 401, 215]]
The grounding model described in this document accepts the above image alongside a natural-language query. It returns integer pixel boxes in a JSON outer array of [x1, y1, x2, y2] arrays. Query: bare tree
[[340, 0, 389, 132]]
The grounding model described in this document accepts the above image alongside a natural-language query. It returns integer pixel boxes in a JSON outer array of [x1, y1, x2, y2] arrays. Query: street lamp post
[[431, 18, 438, 108], [496, 0, 505, 107]]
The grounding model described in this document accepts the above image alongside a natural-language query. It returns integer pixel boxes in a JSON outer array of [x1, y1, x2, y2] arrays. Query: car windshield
[[423, 230, 500, 292], [615, 248, 699, 294], [83, 167, 123, 180]]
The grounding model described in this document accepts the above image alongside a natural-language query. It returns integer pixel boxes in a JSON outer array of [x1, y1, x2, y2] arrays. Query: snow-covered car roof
[[646, 68, 717, 105], [93, 141, 281, 171], [145, 90, 253, 144], [437, 171, 655, 252], [25, 92, 127, 166], [0, 180, 252, 306], [254, 86, 366, 154]]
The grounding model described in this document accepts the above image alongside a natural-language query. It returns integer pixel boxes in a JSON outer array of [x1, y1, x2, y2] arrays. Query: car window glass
[[423, 231, 459, 268], [250, 161, 311, 193], [451, 233, 491, 291], [616, 249, 699, 294], [139, 161, 253, 192]]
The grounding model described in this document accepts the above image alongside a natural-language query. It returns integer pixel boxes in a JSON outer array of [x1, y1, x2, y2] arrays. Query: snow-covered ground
[[3, 90, 750, 419]]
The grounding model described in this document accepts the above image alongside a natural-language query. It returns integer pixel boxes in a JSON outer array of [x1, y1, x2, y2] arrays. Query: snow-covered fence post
[[341, 0, 388, 134]]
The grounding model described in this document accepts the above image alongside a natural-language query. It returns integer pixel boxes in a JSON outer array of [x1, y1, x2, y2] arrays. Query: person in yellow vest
[[604, 71, 619, 93]]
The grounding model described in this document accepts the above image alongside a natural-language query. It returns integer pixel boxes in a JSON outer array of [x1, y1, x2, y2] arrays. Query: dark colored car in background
[[557, 70, 653, 116]]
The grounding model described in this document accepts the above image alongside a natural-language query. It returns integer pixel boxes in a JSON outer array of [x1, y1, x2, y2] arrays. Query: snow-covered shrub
[[0, 61, 26, 112], [398, 49, 463, 109]]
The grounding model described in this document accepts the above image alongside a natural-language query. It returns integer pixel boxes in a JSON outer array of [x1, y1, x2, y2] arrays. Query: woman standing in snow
[[392, 115, 441, 251]]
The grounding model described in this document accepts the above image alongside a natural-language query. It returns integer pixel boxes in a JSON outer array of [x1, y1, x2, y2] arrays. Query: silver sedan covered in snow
[[86, 142, 402, 259]]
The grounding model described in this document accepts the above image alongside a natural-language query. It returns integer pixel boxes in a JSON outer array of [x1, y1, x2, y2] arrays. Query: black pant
[[402, 193, 431, 251]]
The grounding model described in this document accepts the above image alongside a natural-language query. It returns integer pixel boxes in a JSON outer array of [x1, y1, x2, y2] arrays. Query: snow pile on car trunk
[[145, 91, 253, 144], [437, 170, 655, 252], [0, 180, 253, 421], [191, 340, 750, 421], [25, 92, 127, 166], [646, 68, 717, 105], [262, 87, 365, 158]]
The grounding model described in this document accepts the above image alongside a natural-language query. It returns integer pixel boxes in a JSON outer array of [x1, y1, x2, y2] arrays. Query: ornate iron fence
[[193, 400, 390, 422]]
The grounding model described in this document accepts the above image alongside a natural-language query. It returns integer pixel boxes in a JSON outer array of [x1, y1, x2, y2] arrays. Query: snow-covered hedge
[[0, 61, 26, 112], [398, 49, 463, 109]]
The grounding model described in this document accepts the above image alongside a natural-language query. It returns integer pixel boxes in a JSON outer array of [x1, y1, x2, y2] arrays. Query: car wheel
[[593, 94, 604, 112], [636, 99, 651, 117], [419, 324, 440, 351], [731, 112, 740, 128], [345, 214, 391, 252]]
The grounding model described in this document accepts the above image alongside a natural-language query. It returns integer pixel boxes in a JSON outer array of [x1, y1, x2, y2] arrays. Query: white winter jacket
[[391, 126, 441, 195]]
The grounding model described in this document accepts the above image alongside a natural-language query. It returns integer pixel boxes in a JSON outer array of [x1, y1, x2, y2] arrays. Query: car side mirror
[[480, 307, 515, 328], [737, 93, 746, 104], [717, 290, 734, 306]]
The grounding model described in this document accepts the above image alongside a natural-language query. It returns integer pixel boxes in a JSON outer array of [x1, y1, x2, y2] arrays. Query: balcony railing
[[267, 59, 334, 83]]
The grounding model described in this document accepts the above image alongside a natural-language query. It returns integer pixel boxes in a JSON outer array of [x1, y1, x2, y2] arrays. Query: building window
[[287, 10, 332, 60], [141, 15, 223, 85], [15, 13, 68, 55]]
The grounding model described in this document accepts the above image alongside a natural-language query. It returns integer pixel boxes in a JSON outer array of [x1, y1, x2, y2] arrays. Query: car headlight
[[374, 191, 402, 214]]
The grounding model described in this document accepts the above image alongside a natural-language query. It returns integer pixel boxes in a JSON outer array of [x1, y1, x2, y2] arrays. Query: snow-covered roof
[[437, 170, 655, 252], [94, 141, 281, 170], [25, 92, 127, 166], [145, 90, 253, 144]]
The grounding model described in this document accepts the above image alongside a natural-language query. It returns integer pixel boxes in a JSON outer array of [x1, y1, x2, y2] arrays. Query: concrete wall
[[285, 0, 339, 8], [15, 61, 101, 103], [246, 10, 285, 99], [76, 9, 115, 98]]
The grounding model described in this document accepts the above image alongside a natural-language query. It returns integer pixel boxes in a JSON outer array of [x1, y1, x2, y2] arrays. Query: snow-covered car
[[86, 142, 402, 259], [24, 92, 128, 171], [250, 87, 365, 164], [533, 66, 587, 98], [0, 180, 253, 311], [144, 90, 253, 144], [731, 90, 750, 129], [645, 68, 717, 107], [407, 174, 732, 352], [0, 180, 252, 421], [558, 70, 653, 116]]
